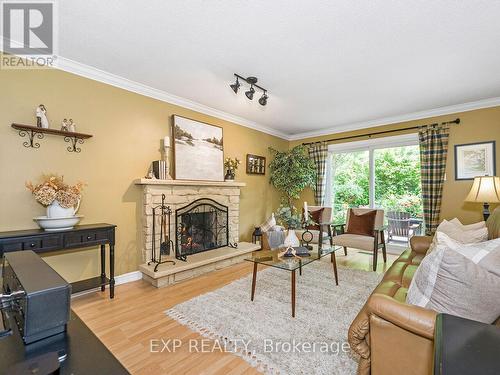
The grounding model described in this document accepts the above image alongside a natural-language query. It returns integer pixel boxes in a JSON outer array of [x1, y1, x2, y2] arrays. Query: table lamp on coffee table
[[465, 176, 500, 221]]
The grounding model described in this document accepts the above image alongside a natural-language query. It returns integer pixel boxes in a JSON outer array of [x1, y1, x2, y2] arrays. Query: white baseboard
[[71, 270, 142, 298]]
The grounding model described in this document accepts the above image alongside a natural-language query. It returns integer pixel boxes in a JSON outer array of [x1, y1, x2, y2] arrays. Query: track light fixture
[[258, 92, 268, 106], [245, 85, 255, 100], [230, 77, 240, 94], [230, 74, 268, 106]]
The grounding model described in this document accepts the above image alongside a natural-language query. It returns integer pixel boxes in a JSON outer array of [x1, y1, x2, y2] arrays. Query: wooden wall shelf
[[11, 123, 93, 153]]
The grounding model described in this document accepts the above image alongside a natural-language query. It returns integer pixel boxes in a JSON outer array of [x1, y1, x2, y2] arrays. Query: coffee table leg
[[291, 270, 296, 317], [299, 259, 302, 276], [331, 252, 339, 286], [251, 263, 258, 301]]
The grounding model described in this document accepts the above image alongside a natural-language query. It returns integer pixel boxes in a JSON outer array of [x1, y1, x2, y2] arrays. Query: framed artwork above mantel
[[172, 115, 224, 181], [454, 141, 496, 180]]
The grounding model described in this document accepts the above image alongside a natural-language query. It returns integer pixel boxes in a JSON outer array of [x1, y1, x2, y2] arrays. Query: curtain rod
[[302, 118, 460, 146]]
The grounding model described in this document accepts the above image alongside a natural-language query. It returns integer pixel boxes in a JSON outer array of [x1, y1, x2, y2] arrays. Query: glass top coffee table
[[245, 246, 341, 317]]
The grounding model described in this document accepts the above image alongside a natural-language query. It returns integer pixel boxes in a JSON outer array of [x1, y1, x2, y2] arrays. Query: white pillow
[[449, 218, 486, 231], [426, 219, 488, 255], [435, 232, 500, 277], [438, 219, 488, 243]]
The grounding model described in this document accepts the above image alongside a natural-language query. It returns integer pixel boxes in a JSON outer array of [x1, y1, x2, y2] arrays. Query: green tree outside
[[331, 146, 423, 223]]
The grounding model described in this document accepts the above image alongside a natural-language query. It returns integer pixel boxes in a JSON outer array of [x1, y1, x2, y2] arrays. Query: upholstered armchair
[[331, 208, 387, 271], [295, 205, 333, 251]]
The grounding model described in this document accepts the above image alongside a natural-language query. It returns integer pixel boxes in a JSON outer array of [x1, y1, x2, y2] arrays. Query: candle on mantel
[[164, 136, 170, 148], [304, 201, 309, 221]]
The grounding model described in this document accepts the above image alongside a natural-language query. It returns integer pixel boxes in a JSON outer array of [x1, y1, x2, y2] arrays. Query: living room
[[1, 2, 499, 374]]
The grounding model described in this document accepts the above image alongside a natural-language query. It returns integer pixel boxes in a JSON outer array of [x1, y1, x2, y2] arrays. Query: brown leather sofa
[[348, 222, 500, 375], [348, 236, 436, 375]]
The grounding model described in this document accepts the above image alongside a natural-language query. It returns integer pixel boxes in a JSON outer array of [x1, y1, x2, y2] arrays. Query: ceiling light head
[[245, 85, 255, 100], [230, 77, 240, 94], [258, 92, 268, 106]]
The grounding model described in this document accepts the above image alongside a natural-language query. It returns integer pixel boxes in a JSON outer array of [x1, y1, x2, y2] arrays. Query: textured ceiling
[[56, 0, 500, 136]]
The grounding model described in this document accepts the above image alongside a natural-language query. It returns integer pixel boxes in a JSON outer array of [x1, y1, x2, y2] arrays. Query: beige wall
[[0, 68, 287, 281], [291, 106, 500, 224]]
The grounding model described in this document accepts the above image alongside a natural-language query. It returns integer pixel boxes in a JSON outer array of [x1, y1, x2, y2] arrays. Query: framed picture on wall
[[454, 141, 496, 180], [172, 115, 224, 181]]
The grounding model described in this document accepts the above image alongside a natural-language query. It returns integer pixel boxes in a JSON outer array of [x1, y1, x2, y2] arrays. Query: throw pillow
[[304, 208, 324, 231], [426, 219, 489, 255], [260, 213, 276, 232], [346, 210, 377, 237], [435, 232, 500, 277], [449, 217, 486, 231], [407, 246, 500, 324]]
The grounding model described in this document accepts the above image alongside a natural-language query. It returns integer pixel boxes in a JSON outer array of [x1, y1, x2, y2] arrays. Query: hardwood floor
[[72, 249, 397, 375]]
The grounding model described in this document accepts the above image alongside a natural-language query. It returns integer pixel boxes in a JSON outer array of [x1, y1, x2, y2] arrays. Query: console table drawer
[[1, 235, 62, 253], [64, 229, 111, 248]]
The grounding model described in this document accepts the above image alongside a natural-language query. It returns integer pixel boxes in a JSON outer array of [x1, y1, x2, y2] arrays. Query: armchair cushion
[[332, 233, 375, 251], [346, 209, 377, 236]]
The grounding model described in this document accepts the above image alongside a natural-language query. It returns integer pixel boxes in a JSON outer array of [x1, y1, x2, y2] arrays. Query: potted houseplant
[[224, 157, 241, 181], [269, 145, 316, 246]]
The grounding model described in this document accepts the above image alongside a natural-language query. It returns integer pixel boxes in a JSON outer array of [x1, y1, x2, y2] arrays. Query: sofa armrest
[[367, 294, 437, 339], [410, 236, 433, 254]]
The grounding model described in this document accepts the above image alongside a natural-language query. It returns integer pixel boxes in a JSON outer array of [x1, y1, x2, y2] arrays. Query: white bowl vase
[[46, 199, 80, 218], [284, 229, 300, 247]]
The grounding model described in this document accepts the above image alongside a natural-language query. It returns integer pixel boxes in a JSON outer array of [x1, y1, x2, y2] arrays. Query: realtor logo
[[1, 1, 57, 68], [2, 1, 53, 54]]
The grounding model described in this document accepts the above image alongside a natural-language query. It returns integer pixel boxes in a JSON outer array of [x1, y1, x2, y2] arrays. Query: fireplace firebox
[[175, 198, 229, 261]]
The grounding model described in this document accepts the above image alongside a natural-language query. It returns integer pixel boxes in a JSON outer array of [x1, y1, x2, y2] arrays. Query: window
[[326, 134, 423, 226]]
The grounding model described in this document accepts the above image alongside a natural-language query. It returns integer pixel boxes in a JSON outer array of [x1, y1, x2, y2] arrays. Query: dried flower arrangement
[[26, 174, 84, 208]]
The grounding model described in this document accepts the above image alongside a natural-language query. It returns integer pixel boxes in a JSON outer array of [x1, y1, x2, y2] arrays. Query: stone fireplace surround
[[134, 179, 260, 287]]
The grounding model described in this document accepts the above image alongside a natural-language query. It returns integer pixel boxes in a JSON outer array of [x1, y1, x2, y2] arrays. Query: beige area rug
[[166, 259, 383, 375]]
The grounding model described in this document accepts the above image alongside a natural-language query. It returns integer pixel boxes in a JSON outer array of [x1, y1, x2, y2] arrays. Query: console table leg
[[291, 270, 296, 317], [110, 244, 115, 299], [251, 263, 258, 301], [100, 244, 106, 292]]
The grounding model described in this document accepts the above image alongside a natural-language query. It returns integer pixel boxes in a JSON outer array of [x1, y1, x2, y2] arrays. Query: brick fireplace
[[134, 179, 259, 287]]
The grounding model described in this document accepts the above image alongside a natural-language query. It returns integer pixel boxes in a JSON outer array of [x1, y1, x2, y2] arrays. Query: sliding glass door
[[327, 135, 423, 238]]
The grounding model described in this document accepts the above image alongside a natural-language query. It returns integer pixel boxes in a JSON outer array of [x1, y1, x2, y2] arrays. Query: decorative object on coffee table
[[26, 174, 85, 231], [455, 141, 496, 180], [224, 157, 241, 181], [172, 115, 224, 181], [465, 175, 500, 221], [246, 154, 266, 175]]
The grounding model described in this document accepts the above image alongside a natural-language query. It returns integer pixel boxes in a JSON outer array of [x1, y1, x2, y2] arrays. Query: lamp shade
[[465, 176, 500, 203]]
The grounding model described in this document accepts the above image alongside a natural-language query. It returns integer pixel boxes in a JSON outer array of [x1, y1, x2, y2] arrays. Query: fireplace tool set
[[148, 194, 176, 271]]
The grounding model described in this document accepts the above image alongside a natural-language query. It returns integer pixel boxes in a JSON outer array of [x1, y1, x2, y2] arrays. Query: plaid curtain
[[419, 126, 450, 235], [308, 142, 328, 206]]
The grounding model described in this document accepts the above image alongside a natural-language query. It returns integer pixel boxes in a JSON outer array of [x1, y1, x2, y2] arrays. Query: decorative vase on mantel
[[224, 169, 235, 181], [46, 199, 81, 218]]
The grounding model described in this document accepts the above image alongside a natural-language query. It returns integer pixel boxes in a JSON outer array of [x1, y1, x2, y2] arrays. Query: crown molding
[[288, 97, 500, 141], [53, 56, 291, 140]]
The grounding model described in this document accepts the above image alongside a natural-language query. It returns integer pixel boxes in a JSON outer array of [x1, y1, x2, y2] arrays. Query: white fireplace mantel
[[134, 178, 246, 187]]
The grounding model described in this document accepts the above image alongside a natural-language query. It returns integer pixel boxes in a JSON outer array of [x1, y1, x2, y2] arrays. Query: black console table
[[0, 224, 116, 298], [0, 310, 129, 374], [434, 313, 500, 374]]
